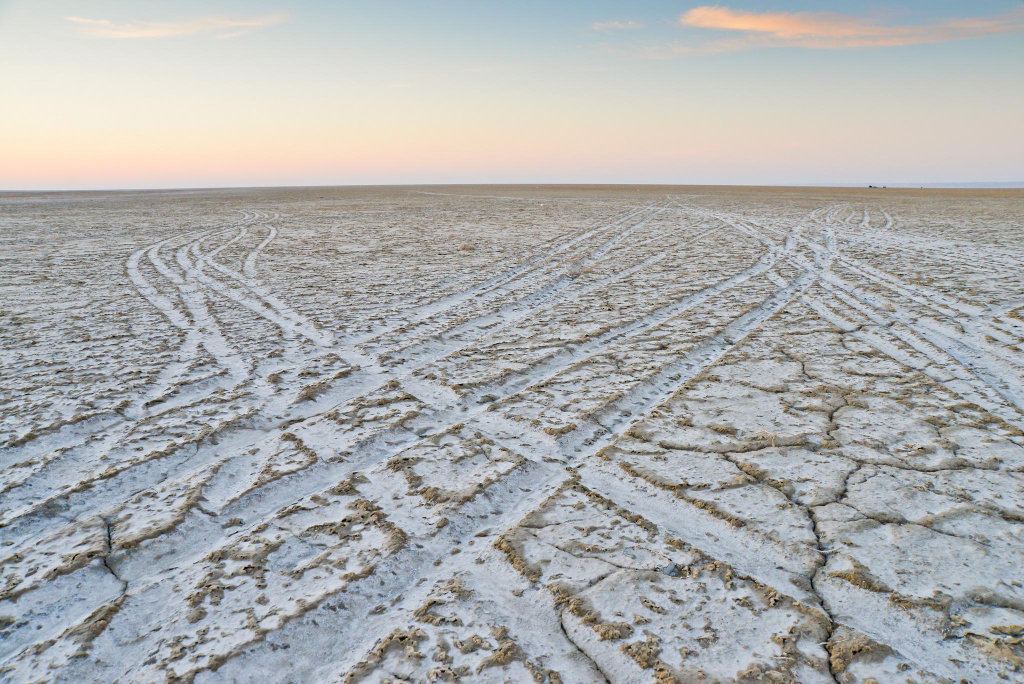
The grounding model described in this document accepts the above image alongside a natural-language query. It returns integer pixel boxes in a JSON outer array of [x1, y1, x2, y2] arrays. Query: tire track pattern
[[2, 189, 1023, 683]]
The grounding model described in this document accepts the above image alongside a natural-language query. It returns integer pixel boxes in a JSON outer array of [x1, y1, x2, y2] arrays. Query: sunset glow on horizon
[[2, 0, 1022, 190]]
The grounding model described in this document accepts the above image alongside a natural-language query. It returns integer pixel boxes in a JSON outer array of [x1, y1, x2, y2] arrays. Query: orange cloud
[[65, 13, 287, 39], [676, 5, 1024, 50]]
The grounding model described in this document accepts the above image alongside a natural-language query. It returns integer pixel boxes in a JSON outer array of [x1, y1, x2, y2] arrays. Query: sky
[[1, 0, 1022, 190]]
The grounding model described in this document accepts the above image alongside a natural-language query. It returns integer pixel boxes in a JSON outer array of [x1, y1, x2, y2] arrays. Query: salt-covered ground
[[2, 185, 1023, 683]]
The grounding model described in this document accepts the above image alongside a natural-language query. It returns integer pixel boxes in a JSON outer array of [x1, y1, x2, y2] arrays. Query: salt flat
[[1, 185, 1023, 683]]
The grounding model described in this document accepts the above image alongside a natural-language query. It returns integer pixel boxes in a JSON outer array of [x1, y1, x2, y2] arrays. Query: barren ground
[[2, 185, 1023, 683]]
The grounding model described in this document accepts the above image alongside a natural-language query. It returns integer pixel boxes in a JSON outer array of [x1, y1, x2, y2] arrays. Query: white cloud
[[592, 20, 644, 32], [65, 13, 287, 39]]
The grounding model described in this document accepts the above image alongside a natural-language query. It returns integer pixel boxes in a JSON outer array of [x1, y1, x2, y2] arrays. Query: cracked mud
[[2, 185, 1023, 683]]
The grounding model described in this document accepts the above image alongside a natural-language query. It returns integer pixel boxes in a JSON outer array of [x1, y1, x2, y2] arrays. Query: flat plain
[[2, 185, 1023, 683]]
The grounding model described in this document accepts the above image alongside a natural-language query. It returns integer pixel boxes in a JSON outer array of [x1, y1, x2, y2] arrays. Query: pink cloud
[[674, 5, 1024, 51]]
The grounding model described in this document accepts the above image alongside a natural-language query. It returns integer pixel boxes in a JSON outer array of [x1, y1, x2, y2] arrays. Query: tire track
[[334, 206, 658, 347], [0, 214, 262, 479], [0, 201, 842, 682], [166, 233, 826, 683], [0, 214, 272, 524], [198, 218, 803, 526], [0, 205, 776, 606], [0, 205, 672, 530], [708, 207, 1024, 429]]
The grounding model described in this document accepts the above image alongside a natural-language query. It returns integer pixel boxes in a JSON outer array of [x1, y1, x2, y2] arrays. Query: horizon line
[[3, 181, 1024, 194]]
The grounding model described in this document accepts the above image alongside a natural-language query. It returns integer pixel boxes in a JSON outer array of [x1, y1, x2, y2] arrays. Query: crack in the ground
[[102, 518, 128, 595], [806, 463, 861, 684], [557, 609, 612, 684]]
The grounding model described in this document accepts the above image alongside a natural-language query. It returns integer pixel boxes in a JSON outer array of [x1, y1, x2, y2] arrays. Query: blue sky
[[1, 1, 1022, 189]]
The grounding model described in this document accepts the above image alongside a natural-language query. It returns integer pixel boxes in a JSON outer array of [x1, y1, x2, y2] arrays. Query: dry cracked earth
[[2, 185, 1024, 683]]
